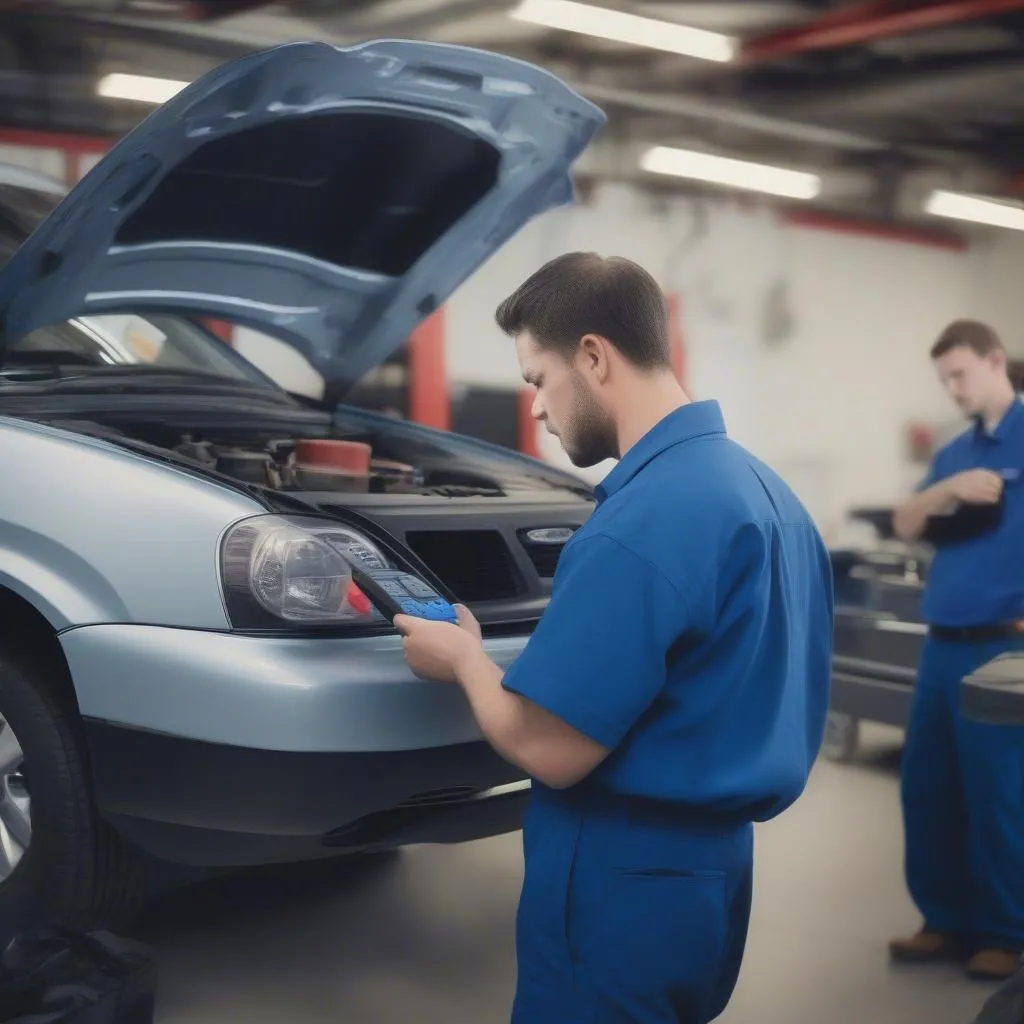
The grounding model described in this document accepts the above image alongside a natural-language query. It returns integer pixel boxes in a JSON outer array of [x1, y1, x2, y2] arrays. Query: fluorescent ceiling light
[[97, 73, 188, 104], [640, 145, 822, 200], [510, 0, 736, 62], [924, 189, 1024, 231]]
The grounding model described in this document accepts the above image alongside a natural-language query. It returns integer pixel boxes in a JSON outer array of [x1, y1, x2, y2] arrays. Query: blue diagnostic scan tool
[[347, 562, 460, 624]]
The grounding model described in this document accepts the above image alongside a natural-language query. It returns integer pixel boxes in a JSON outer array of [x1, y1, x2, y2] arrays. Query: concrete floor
[[135, 725, 998, 1024]]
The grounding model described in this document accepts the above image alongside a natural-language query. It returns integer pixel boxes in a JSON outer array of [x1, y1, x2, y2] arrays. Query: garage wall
[[0, 130, 110, 185], [965, 230, 1024, 349], [3, 131, 1022, 542], [446, 183, 987, 542], [0, 142, 66, 180]]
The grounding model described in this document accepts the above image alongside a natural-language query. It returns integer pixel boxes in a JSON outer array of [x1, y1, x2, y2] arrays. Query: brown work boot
[[889, 926, 961, 963], [966, 948, 1022, 981]]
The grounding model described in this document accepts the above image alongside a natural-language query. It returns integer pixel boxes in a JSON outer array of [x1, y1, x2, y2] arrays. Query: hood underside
[[4, 387, 594, 503], [0, 39, 605, 391]]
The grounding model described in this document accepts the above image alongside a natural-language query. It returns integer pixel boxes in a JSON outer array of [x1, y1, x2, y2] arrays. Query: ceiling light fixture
[[510, 0, 736, 62], [924, 189, 1024, 231], [97, 73, 188, 104], [639, 145, 822, 200]]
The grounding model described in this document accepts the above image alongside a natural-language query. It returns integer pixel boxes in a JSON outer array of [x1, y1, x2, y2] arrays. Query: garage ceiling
[[5, 0, 1024, 231]]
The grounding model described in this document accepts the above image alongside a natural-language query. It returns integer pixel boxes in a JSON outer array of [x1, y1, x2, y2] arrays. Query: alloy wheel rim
[[0, 712, 30, 883]]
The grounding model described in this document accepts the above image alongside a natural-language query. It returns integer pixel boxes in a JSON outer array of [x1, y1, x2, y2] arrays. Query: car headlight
[[220, 515, 396, 631]]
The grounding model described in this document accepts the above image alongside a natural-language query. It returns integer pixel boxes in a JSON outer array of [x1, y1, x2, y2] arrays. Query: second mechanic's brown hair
[[931, 319, 1005, 360]]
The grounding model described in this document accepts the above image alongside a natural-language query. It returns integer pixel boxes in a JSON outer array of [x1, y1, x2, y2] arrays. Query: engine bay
[[46, 417, 514, 496], [24, 400, 581, 500], [177, 434, 427, 494], [0, 313, 593, 502]]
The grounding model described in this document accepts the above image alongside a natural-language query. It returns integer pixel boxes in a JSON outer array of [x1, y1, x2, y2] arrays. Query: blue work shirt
[[920, 398, 1024, 627], [501, 400, 834, 822]]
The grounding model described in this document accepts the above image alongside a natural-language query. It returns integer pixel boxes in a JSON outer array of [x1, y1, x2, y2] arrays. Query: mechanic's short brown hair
[[494, 252, 671, 370], [930, 319, 1005, 360]]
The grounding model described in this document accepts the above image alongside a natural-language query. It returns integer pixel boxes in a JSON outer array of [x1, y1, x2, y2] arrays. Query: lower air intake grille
[[401, 787, 481, 807], [406, 530, 520, 601], [521, 541, 565, 578]]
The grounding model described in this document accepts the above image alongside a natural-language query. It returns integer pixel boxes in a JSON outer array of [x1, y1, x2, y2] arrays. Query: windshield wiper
[[417, 484, 505, 498], [0, 366, 63, 382], [0, 366, 278, 394]]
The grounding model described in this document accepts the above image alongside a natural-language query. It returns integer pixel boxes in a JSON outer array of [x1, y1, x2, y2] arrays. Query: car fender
[[0, 415, 263, 630], [0, 524, 130, 628]]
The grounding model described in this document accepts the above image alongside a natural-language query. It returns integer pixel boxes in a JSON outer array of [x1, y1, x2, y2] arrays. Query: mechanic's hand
[[944, 468, 1004, 505], [394, 608, 482, 684], [454, 603, 482, 640]]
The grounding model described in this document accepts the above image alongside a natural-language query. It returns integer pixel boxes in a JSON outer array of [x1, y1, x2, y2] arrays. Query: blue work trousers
[[902, 636, 1024, 950], [511, 785, 754, 1023]]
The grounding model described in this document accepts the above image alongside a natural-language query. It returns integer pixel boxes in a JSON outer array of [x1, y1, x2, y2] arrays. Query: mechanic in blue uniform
[[891, 320, 1024, 982], [396, 253, 834, 1023]]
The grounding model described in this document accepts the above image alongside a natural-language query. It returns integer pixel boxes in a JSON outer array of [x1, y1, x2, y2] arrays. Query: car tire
[[821, 711, 860, 763], [0, 646, 148, 938]]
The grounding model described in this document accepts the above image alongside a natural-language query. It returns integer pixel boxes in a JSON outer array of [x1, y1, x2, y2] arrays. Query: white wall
[[7, 127, 1022, 543], [232, 325, 327, 400], [0, 143, 66, 182], [963, 230, 1024, 349], [446, 184, 983, 540], [445, 183, 1014, 542], [217, 184, 1024, 544]]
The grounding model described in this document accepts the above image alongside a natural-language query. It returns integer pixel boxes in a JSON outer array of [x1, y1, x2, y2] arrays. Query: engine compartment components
[[293, 439, 372, 492], [31, 405, 523, 500], [170, 435, 423, 494]]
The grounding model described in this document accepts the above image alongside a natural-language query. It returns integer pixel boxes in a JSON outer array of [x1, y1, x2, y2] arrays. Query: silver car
[[0, 39, 604, 932]]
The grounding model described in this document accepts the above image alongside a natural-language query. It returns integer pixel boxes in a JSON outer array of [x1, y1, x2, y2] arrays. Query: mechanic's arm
[[452, 646, 610, 790], [473, 534, 688, 789], [394, 609, 609, 788], [892, 469, 1003, 542], [396, 534, 688, 790], [892, 480, 955, 542]]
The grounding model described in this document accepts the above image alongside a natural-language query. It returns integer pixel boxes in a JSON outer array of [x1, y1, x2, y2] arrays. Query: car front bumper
[[60, 625, 533, 866]]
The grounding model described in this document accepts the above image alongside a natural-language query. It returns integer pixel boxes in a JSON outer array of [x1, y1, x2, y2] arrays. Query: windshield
[[0, 182, 273, 389], [0, 182, 63, 245], [1, 313, 275, 386]]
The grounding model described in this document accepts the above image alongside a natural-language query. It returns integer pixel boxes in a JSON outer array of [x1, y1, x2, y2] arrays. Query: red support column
[[202, 318, 235, 345], [518, 388, 540, 458], [407, 307, 450, 431]]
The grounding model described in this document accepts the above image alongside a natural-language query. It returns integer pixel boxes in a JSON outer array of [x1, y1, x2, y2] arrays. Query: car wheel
[[821, 711, 860, 763], [0, 648, 148, 938]]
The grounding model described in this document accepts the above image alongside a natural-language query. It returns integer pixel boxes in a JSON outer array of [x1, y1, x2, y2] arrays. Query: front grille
[[401, 787, 481, 807], [405, 530, 521, 601], [521, 540, 565, 578]]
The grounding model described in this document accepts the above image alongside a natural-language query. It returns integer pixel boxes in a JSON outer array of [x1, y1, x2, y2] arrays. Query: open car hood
[[0, 39, 604, 391]]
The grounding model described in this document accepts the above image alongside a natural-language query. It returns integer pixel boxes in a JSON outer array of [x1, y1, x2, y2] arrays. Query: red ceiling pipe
[[740, 0, 1024, 64]]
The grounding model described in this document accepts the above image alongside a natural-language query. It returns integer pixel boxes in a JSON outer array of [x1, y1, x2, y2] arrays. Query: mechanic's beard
[[562, 372, 618, 468]]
